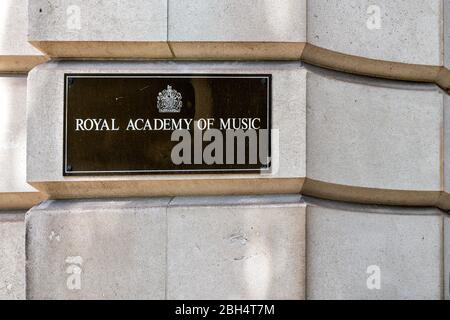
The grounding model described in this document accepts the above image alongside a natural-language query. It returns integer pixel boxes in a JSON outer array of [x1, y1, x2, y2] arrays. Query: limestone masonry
[[0, 0, 449, 300]]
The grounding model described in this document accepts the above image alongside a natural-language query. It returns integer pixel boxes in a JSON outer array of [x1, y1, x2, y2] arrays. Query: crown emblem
[[157, 85, 182, 113]]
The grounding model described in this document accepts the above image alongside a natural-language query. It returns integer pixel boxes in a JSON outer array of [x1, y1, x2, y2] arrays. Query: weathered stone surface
[[445, 214, 450, 300], [445, 94, 450, 202], [0, 212, 25, 300], [304, 66, 445, 208], [167, 195, 306, 300], [0, 0, 40, 56], [307, 0, 441, 66], [169, 0, 305, 43], [27, 61, 306, 199], [440, 0, 450, 90], [26, 195, 305, 300], [0, 76, 45, 209], [445, 94, 450, 299], [26, 198, 169, 300], [25, 195, 447, 300], [29, 0, 167, 41], [23, 0, 450, 87], [445, 0, 450, 71], [168, 0, 306, 59], [306, 197, 443, 300], [0, 0, 46, 72], [303, 0, 448, 90], [28, 0, 171, 58]]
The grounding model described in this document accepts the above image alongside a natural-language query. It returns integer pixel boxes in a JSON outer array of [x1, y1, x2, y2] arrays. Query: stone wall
[[0, 0, 449, 300]]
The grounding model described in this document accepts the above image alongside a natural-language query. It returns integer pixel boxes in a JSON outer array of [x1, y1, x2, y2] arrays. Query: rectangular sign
[[64, 74, 271, 175]]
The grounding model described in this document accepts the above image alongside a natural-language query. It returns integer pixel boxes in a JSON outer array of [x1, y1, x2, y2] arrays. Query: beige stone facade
[[0, 0, 449, 300]]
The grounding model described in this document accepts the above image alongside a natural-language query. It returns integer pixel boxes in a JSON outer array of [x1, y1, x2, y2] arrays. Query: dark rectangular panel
[[64, 74, 271, 175]]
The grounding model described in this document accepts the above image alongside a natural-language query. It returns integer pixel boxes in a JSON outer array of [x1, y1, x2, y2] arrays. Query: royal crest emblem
[[157, 85, 182, 113]]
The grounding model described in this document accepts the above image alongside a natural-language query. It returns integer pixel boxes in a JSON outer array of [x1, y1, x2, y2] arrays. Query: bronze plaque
[[64, 74, 271, 175]]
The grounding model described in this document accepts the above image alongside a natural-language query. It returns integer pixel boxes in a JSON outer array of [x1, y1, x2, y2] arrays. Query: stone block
[[28, 0, 171, 58], [26, 195, 306, 300], [0, 0, 47, 72], [26, 195, 444, 300], [304, 66, 445, 208], [445, 95, 450, 300], [304, 0, 446, 88], [444, 94, 450, 203], [437, 0, 450, 91], [167, 195, 306, 300], [168, 0, 306, 59], [0, 212, 25, 300], [0, 76, 45, 209], [306, 0, 441, 65], [445, 0, 450, 71], [26, 198, 169, 300], [445, 214, 450, 300], [27, 61, 306, 199], [306, 197, 443, 300]]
